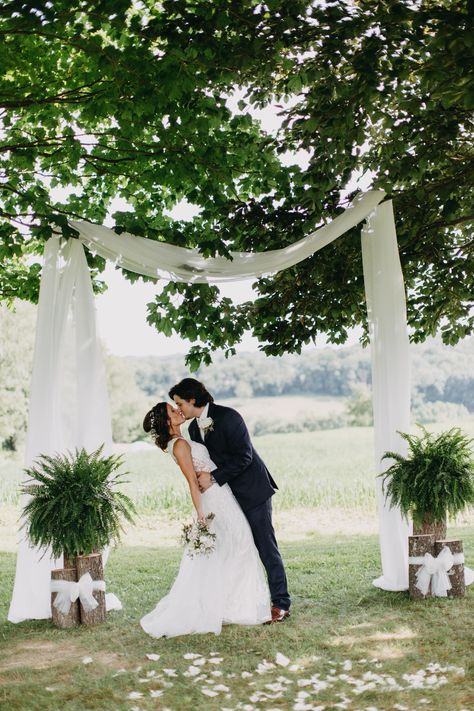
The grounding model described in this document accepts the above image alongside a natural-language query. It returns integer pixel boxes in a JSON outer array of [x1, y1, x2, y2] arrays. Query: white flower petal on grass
[[191, 674, 207, 683], [184, 665, 202, 677], [162, 668, 178, 677], [127, 691, 143, 700], [194, 657, 207, 666], [208, 657, 223, 664], [183, 652, 201, 660], [241, 671, 253, 678], [130, 707, 142, 711], [138, 678, 152, 683], [211, 670, 223, 676], [419, 699, 431, 705], [145, 653, 160, 661], [275, 652, 290, 667], [342, 660, 352, 671], [150, 689, 164, 698], [256, 660, 276, 674], [45, 687, 57, 692], [146, 670, 156, 678], [201, 688, 219, 697], [288, 664, 301, 672], [82, 656, 93, 665], [393, 705, 408, 710], [296, 679, 311, 687], [213, 684, 230, 692]]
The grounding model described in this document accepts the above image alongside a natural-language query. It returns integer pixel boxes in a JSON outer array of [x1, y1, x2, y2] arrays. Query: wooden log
[[434, 539, 465, 599], [63, 552, 77, 572], [409, 534, 434, 600], [413, 513, 447, 542], [76, 553, 106, 625], [51, 567, 80, 628]]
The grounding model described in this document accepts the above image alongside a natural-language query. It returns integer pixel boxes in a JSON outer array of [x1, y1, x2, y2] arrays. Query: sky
[[95, 266, 261, 357]]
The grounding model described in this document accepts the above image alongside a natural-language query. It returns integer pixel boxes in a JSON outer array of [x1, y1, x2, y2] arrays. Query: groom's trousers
[[244, 498, 291, 611]]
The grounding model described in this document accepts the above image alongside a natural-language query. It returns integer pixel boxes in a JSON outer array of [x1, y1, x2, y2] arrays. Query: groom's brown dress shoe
[[265, 606, 290, 624]]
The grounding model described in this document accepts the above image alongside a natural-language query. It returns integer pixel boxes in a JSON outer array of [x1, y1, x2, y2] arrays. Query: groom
[[169, 377, 291, 623]]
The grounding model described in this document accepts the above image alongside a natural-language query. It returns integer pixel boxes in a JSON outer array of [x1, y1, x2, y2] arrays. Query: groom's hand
[[196, 471, 213, 492]]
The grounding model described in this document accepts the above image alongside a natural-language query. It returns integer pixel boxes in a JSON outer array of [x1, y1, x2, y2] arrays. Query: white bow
[[413, 547, 455, 597], [51, 572, 106, 615]]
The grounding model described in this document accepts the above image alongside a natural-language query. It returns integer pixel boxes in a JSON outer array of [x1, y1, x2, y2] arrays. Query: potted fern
[[21, 446, 136, 627], [380, 427, 474, 540]]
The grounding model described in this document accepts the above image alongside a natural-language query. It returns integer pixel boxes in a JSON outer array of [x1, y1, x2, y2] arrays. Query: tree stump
[[63, 553, 77, 573], [413, 513, 447, 542], [51, 567, 80, 628], [409, 534, 434, 599], [434, 539, 465, 598], [76, 553, 106, 625]]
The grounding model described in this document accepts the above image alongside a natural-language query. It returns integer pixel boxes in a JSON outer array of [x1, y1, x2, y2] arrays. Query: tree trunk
[[413, 513, 447, 541], [434, 539, 465, 598], [51, 567, 80, 628], [76, 553, 106, 625], [409, 534, 434, 599]]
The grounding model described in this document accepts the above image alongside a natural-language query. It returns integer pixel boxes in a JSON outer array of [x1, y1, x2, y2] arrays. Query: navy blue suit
[[189, 402, 290, 610]]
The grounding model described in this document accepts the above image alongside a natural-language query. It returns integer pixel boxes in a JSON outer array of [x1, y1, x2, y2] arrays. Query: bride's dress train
[[140, 438, 271, 638]]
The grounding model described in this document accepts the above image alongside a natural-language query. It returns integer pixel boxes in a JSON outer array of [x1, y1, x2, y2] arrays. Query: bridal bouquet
[[180, 513, 216, 558]]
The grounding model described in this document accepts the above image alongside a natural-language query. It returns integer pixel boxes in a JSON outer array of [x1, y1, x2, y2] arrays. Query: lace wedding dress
[[140, 438, 271, 638]]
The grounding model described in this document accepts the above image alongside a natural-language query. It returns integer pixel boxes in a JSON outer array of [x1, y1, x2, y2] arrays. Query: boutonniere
[[199, 416, 214, 434]]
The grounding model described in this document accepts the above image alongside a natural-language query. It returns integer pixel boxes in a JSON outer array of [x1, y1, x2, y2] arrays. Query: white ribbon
[[409, 547, 464, 597], [50, 573, 106, 615]]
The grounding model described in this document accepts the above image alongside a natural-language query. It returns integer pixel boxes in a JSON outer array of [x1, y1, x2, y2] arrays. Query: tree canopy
[[1, 0, 473, 368]]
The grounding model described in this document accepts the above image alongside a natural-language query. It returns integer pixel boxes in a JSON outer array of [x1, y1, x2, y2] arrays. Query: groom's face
[[172, 395, 197, 420]]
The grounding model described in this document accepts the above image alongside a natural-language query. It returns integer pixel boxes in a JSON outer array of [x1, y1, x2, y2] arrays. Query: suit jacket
[[188, 402, 277, 512]]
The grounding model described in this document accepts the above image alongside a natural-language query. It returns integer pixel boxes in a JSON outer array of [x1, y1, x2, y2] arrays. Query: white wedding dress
[[140, 437, 271, 638]]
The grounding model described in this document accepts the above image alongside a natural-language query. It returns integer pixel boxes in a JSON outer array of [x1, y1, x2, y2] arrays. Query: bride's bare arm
[[172, 439, 206, 522]]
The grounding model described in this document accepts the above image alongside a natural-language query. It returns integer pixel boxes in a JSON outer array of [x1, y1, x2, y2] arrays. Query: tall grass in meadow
[[2, 421, 473, 518]]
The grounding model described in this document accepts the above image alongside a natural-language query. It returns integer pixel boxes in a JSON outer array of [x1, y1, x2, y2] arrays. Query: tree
[[0, 301, 35, 451], [1, 1, 473, 369]]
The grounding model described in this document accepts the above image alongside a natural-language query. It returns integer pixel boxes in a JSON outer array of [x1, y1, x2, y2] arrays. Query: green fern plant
[[380, 426, 474, 527], [21, 446, 136, 560]]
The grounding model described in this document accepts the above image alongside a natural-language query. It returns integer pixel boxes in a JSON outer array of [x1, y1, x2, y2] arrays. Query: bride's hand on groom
[[196, 471, 213, 492]]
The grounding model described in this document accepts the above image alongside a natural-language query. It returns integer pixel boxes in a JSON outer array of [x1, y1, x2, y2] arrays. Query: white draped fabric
[[361, 202, 412, 590], [9, 190, 414, 622], [70, 190, 386, 282], [8, 238, 116, 623]]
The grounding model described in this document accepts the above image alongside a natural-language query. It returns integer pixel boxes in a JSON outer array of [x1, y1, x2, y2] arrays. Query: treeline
[[129, 338, 474, 410]]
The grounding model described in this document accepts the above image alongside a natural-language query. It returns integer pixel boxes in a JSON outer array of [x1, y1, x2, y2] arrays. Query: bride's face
[[167, 403, 186, 428]]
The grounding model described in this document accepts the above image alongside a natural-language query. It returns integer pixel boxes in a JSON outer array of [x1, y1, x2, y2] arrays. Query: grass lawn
[[1, 527, 473, 711], [1, 423, 474, 710]]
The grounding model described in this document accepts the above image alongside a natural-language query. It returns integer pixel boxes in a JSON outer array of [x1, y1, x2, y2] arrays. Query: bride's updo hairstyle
[[143, 402, 171, 451], [168, 378, 214, 407]]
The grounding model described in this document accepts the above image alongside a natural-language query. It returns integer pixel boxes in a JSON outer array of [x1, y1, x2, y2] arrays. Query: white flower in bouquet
[[180, 513, 216, 557]]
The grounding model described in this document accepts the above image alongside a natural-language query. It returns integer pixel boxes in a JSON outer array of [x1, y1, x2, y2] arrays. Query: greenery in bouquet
[[21, 446, 136, 559], [181, 513, 216, 558]]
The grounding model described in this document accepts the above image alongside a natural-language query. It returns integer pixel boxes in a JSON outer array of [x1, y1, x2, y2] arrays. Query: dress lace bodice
[[167, 436, 217, 472]]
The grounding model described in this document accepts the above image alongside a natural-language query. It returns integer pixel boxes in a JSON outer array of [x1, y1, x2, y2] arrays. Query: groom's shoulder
[[211, 402, 242, 420]]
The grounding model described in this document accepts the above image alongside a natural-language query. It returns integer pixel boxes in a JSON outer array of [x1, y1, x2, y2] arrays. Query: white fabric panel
[[8, 239, 113, 623], [361, 201, 412, 591], [70, 190, 386, 282]]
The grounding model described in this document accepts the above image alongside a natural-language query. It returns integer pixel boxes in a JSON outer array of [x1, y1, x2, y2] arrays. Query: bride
[[140, 402, 271, 638]]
